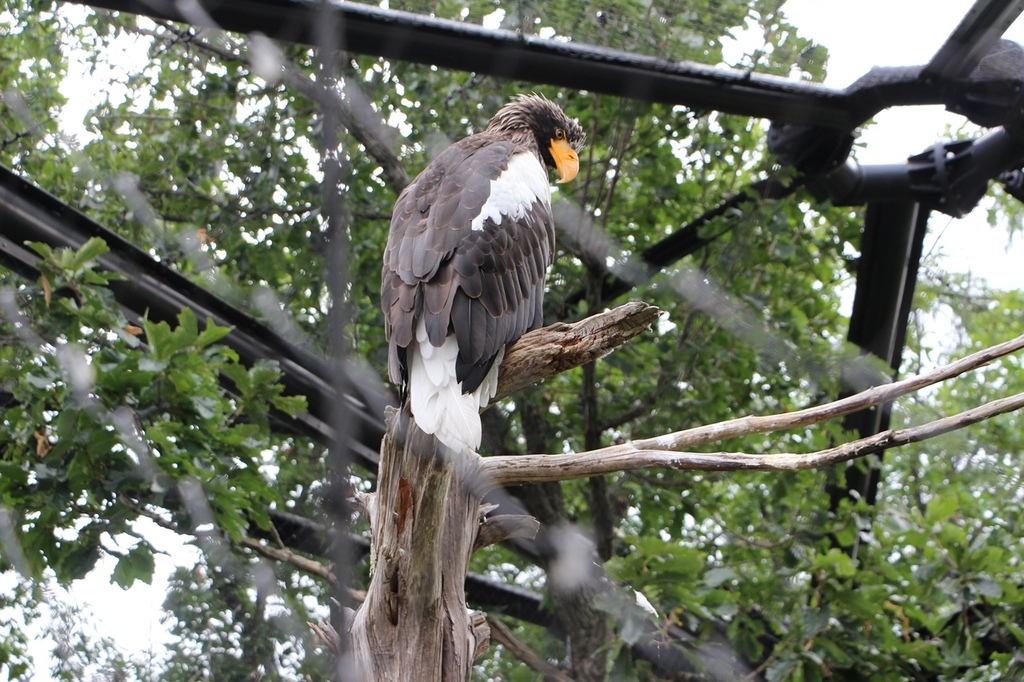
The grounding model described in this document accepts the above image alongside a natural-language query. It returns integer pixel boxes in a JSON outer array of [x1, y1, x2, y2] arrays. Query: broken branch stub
[[493, 301, 661, 403]]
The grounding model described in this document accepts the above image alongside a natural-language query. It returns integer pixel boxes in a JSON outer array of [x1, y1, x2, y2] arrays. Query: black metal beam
[[925, 0, 1024, 79], [59, 0, 1006, 131], [564, 123, 1024, 317], [827, 202, 929, 517], [809, 128, 1024, 215]]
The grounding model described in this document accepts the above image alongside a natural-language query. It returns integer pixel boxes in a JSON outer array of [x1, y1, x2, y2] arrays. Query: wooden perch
[[482, 332, 1024, 486], [349, 302, 658, 680], [493, 301, 661, 404], [347, 302, 1024, 680], [626, 329, 1024, 453], [481, 392, 1024, 484]]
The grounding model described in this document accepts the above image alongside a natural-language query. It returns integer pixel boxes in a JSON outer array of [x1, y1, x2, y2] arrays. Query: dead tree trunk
[[350, 408, 485, 680], [347, 302, 660, 680]]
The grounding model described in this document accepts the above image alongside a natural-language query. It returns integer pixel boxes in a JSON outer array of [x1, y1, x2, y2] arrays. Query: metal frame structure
[[4, 0, 1024, 677]]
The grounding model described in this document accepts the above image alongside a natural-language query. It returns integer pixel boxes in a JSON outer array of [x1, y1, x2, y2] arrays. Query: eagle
[[381, 94, 586, 452]]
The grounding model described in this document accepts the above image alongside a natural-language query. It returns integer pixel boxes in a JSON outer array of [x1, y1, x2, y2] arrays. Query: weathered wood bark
[[348, 302, 661, 680], [493, 301, 660, 404], [350, 407, 486, 680]]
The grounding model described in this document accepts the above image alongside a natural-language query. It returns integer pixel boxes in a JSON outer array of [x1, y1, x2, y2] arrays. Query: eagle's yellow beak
[[550, 137, 580, 184]]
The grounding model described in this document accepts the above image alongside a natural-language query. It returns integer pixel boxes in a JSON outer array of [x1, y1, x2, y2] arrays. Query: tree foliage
[[1, 0, 1023, 679]]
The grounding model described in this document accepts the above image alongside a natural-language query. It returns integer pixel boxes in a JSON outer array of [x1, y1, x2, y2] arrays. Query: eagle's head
[[487, 94, 586, 184]]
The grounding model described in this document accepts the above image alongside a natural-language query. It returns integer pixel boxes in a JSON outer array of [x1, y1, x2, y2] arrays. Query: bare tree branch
[[487, 617, 575, 682], [239, 535, 338, 587], [482, 331, 1024, 486], [493, 301, 661, 404], [628, 331, 1024, 453], [483, 391, 1024, 485], [473, 514, 541, 552]]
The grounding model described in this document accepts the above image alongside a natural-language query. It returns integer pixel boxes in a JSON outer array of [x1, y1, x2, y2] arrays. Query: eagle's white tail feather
[[408, 321, 502, 452]]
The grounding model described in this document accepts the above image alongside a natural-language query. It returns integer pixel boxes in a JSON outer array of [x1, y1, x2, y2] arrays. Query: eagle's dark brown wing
[[381, 133, 554, 393]]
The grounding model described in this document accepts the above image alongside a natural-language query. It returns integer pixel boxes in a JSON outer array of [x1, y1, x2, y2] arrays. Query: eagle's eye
[[554, 128, 566, 141]]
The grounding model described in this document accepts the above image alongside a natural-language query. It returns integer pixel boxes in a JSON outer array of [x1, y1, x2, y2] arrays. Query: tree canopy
[[1, 0, 1024, 680]]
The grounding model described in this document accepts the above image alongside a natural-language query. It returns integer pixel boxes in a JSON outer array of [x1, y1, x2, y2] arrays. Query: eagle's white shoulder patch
[[471, 152, 551, 232]]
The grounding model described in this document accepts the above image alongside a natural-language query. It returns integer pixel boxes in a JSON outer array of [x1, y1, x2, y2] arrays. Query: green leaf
[[815, 548, 857, 579], [68, 237, 110, 271], [766, 654, 799, 682], [143, 308, 201, 360], [111, 544, 156, 589], [196, 318, 233, 348], [703, 566, 737, 588], [81, 268, 119, 285], [54, 542, 100, 582], [0, 461, 29, 488], [925, 494, 959, 524], [938, 522, 967, 551], [219, 362, 251, 394], [830, 524, 857, 548], [26, 241, 54, 260], [272, 393, 308, 417], [1004, 620, 1024, 645], [972, 577, 1003, 600]]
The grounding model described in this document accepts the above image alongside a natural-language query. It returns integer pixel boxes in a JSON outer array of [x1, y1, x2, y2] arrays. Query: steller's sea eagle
[[381, 94, 586, 451]]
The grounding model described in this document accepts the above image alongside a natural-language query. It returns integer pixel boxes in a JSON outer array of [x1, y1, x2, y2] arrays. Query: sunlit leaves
[[110, 543, 155, 589], [0, 236, 293, 601]]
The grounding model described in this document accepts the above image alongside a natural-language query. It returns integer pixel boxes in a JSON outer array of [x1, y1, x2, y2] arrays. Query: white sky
[[6, 1, 1024, 679]]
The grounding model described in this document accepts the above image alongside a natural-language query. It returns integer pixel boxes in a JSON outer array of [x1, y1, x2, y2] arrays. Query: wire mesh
[[1, 0, 1024, 680]]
